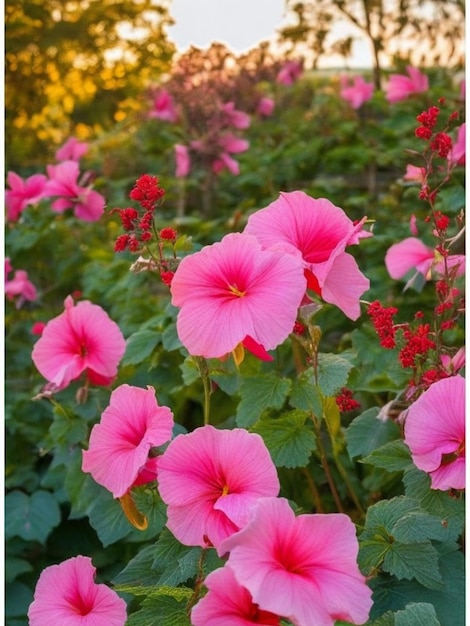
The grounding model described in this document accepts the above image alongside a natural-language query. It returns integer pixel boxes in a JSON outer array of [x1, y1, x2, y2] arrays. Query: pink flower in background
[[221, 497, 373, 626], [256, 97, 275, 117], [31, 322, 46, 336], [403, 164, 426, 183], [82, 384, 174, 498], [5, 268, 38, 305], [5, 171, 48, 221], [45, 160, 105, 221], [448, 122, 465, 165], [339, 75, 374, 109], [212, 134, 250, 175], [220, 101, 250, 129], [276, 60, 303, 86], [385, 66, 429, 103], [148, 88, 178, 122], [157, 425, 280, 553], [212, 152, 241, 175], [28, 555, 127, 626], [404, 375, 465, 490], [174, 144, 191, 177], [191, 565, 281, 626], [385, 237, 465, 281], [55, 137, 89, 161], [244, 191, 370, 320], [219, 134, 250, 154], [441, 347, 465, 374], [32, 295, 126, 391], [170, 232, 306, 359]]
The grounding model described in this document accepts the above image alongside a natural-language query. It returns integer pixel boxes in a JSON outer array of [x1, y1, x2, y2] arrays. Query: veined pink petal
[[320, 252, 370, 320], [222, 497, 373, 626], [82, 385, 174, 497], [404, 376, 465, 490], [45, 161, 81, 197], [385, 237, 434, 279], [27, 556, 127, 626], [170, 233, 305, 358], [157, 426, 280, 552], [191, 565, 281, 626], [385, 66, 428, 103]]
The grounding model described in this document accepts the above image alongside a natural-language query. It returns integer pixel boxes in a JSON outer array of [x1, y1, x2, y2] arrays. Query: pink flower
[[339, 75, 374, 109], [191, 565, 281, 626], [5, 171, 48, 221], [156, 425, 280, 553], [174, 144, 191, 177], [212, 152, 241, 175], [55, 136, 89, 161], [32, 295, 126, 391], [441, 347, 465, 374], [82, 384, 174, 498], [404, 375, 465, 490], [221, 102, 250, 129], [448, 122, 465, 166], [45, 160, 105, 221], [385, 65, 429, 103], [170, 232, 306, 359], [148, 88, 178, 123], [28, 555, 127, 626], [221, 497, 373, 626], [276, 60, 303, 86], [219, 134, 250, 154], [403, 164, 426, 183], [256, 97, 275, 117], [31, 322, 46, 336], [244, 191, 370, 320], [5, 268, 37, 305], [385, 237, 465, 281]]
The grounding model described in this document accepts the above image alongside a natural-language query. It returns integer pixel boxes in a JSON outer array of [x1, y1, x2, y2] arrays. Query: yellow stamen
[[229, 283, 246, 297], [221, 484, 230, 496], [119, 492, 148, 530]]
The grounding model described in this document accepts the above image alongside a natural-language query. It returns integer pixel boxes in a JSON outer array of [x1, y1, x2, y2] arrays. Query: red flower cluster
[[336, 388, 361, 412], [430, 131, 453, 158], [112, 175, 165, 252], [367, 300, 398, 348], [398, 323, 435, 368]]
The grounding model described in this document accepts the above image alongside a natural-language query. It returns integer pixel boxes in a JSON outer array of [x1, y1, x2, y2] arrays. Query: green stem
[[301, 467, 325, 513], [311, 414, 344, 513], [186, 549, 207, 614], [195, 357, 211, 426]]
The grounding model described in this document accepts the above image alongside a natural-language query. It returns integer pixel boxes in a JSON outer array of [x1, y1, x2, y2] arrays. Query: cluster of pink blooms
[[385, 65, 429, 103], [170, 190, 371, 363], [5, 137, 105, 223], [5, 257, 37, 307], [339, 75, 374, 109]]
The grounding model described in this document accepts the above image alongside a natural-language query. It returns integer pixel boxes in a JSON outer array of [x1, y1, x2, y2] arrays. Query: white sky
[[167, 0, 373, 67]]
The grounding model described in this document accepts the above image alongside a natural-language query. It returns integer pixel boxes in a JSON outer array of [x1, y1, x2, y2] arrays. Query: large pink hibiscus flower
[[170, 232, 306, 360], [156, 425, 280, 554], [221, 497, 373, 626], [82, 384, 174, 498], [404, 375, 465, 491], [244, 191, 370, 320], [32, 295, 126, 391], [28, 556, 127, 626]]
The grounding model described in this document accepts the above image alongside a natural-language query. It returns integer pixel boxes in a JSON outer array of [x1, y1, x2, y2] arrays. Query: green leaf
[[316, 353, 353, 396], [5, 557, 33, 583], [362, 440, 413, 472], [48, 409, 88, 446], [369, 543, 464, 626], [289, 369, 323, 415], [152, 529, 202, 587], [236, 374, 291, 427], [113, 544, 159, 589], [161, 323, 183, 352], [179, 356, 200, 386], [395, 602, 441, 626], [5, 490, 61, 543], [382, 542, 443, 589], [251, 410, 316, 468], [122, 330, 161, 366], [345, 408, 400, 460], [126, 594, 191, 626]]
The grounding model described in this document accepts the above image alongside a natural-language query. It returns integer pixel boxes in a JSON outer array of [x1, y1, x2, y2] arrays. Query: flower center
[[228, 282, 246, 297]]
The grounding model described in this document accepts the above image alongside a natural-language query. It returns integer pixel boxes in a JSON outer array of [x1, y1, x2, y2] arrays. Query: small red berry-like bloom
[[416, 105, 440, 129], [367, 300, 398, 349], [140, 231, 152, 242], [430, 132, 453, 158], [449, 111, 460, 122], [160, 271, 175, 286], [414, 311, 424, 319], [159, 227, 178, 241], [114, 234, 130, 252], [435, 301, 453, 316], [415, 126, 432, 140], [292, 321, 306, 335], [129, 174, 165, 210], [398, 323, 436, 369], [419, 368, 449, 388], [440, 319, 456, 330], [336, 388, 361, 412], [435, 279, 449, 299], [117, 207, 139, 230], [433, 211, 450, 232], [138, 210, 154, 231]]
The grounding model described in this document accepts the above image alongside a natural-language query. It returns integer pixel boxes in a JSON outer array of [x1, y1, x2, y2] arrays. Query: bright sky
[[167, 0, 373, 67], [168, 0, 286, 54]]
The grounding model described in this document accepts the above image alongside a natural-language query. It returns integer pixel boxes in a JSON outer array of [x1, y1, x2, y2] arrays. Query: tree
[[279, 0, 465, 88], [6, 0, 176, 169]]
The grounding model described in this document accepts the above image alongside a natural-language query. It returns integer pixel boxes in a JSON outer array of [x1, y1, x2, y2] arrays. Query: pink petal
[[385, 237, 433, 279]]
